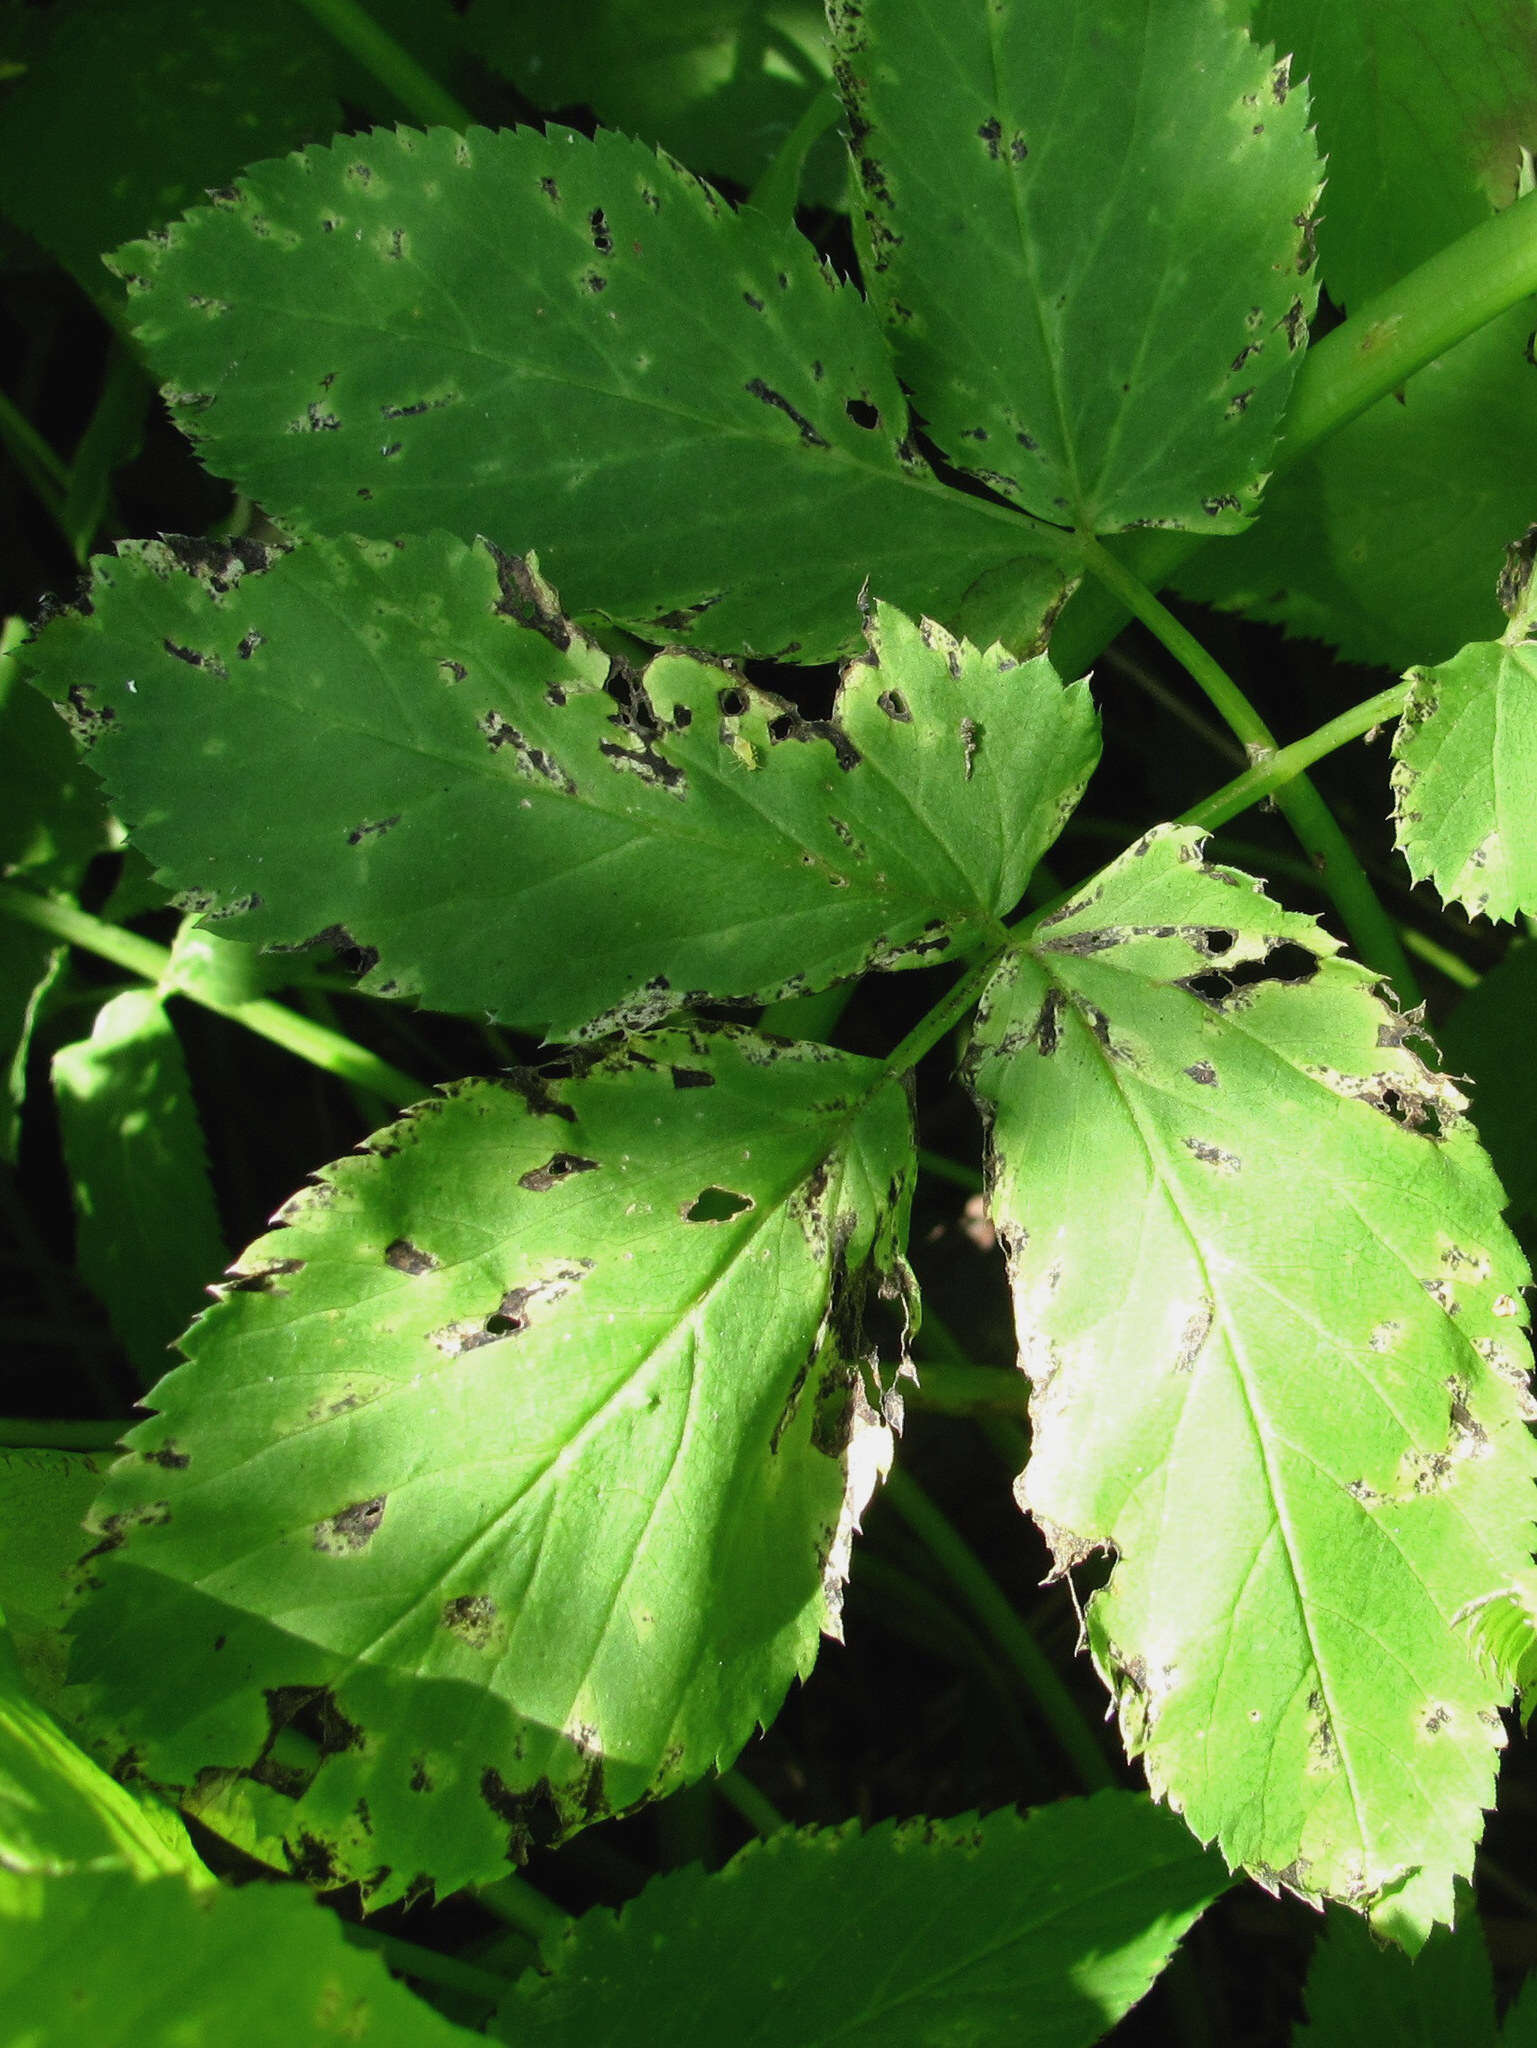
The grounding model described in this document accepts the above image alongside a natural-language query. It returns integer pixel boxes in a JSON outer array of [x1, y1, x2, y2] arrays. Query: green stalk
[[1179, 681, 1410, 832], [475, 1873, 574, 1951], [1076, 535, 1419, 1004], [1051, 189, 1537, 678], [881, 1466, 1114, 1792], [716, 1768, 788, 1837], [915, 1147, 984, 1192], [340, 1924, 513, 2005], [0, 1417, 130, 1451], [290, 0, 472, 129], [0, 884, 422, 1111], [748, 84, 844, 219], [879, 953, 1004, 1084], [905, 1361, 1028, 1417]]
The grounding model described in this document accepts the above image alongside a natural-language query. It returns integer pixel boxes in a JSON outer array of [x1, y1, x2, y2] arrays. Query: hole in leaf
[[717, 686, 749, 717], [1182, 941, 1318, 1003], [845, 397, 880, 429], [684, 1186, 755, 1223]]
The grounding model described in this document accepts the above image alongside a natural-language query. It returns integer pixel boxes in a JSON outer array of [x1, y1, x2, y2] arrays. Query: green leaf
[[112, 122, 1067, 662], [52, 989, 227, 1385], [1173, 302, 1535, 670], [27, 537, 1097, 1038], [0, 1448, 112, 1712], [68, 1027, 915, 1901], [463, 1, 847, 209], [963, 825, 1537, 1938], [0, 1866, 478, 2045], [1459, 1574, 1537, 1722], [499, 1793, 1226, 2045], [1251, 0, 1537, 309], [0, 0, 342, 296], [1437, 940, 1537, 1223], [1392, 553, 1537, 922], [1292, 1895, 1497, 2044], [828, 0, 1321, 533], [1504, 1969, 1537, 2046], [1, 1623, 192, 1880]]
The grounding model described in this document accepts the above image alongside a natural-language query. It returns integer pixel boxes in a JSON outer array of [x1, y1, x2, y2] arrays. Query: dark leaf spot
[[518, 1153, 599, 1193], [313, 1496, 387, 1555], [384, 1238, 439, 1275]]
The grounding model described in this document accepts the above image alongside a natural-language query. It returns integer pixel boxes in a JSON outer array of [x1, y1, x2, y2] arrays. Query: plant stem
[[290, 0, 472, 129], [1179, 682, 1410, 832], [880, 954, 1003, 1083], [1401, 928, 1481, 990], [905, 1361, 1028, 1417], [1281, 187, 1537, 465], [0, 884, 423, 1111], [1076, 535, 1419, 1003], [881, 1466, 1115, 1792], [1050, 189, 1537, 679], [716, 1768, 788, 1837], [0, 1417, 130, 1451], [476, 1873, 574, 1950], [915, 1147, 984, 1192], [340, 1924, 513, 2005], [748, 84, 844, 219]]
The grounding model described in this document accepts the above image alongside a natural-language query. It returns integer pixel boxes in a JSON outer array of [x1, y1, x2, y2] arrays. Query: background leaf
[[0, 1865, 477, 2045], [68, 1027, 915, 1901], [463, 0, 846, 208], [498, 1793, 1229, 2047], [113, 121, 1066, 662], [828, 0, 1321, 533], [0, 1448, 111, 1711], [28, 537, 1097, 1038], [1175, 303, 1537, 668], [1250, 0, 1537, 312], [52, 988, 226, 1385], [964, 826, 1537, 1938], [1291, 1894, 1498, 2045], [1436, 939, 1537, 1227], [0, 0, 343, 297]]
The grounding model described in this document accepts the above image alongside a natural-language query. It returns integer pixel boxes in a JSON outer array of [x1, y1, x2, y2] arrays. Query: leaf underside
[[113, 121, 1069, 662], [829, 0, 1321, 533], [501, 1793, 1228, 2048], [965, 825, 1537, 1939], [28, 535, 1098, 1039], [67, 1027, 915, 1903]]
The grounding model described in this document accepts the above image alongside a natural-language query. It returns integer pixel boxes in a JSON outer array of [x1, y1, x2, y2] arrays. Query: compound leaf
[[67, 1027, 914, 1902], [28, 535, 1097, 1039], [497, 1793, 1228, 2047], [1392, 548, 1537, 922], [829, 0, 1321, 533], [0, 1866, 476, 2046], [53, 989, 227, 1386], [112, 121, 1067, 662], [964, 825, 1537, 1940]]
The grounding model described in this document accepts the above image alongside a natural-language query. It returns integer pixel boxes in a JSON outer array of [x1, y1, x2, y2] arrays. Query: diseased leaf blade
[[53, 989, 227, 1385], [68, 1028, 915, 1901], [964, 825, 1537, 1938], [0, 1866, 476, 2046], [113, 122, 1067, 662], [27, 536, 1097, 1038], [1392, 589, 1537, 923], [828, 0, 1321, 532], [1251, 0, 1537, 310], [498, 1793, 1228, 2047]]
